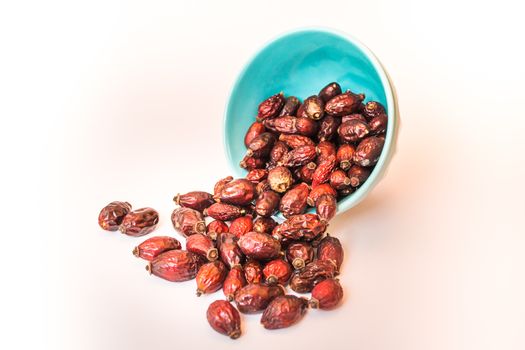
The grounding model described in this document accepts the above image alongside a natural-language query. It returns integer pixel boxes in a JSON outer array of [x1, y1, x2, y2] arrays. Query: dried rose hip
[[218, 233, 245, 269], [325, 91, 364, 116], [206, 300, 241, 339], [256, 180, 271, 195], [252, 216, 278, 234], [312, 155, 336, 187], [196, 260, 228, 296], [238, 232, 281, 261], [229, 216, 253, 238], [338, 119, 370, 143], [369, 113, 388, 134], [309, 278, 343, 310], [267, 166, 293, 193], [316, 141, 337, 163], [234, 283, 285, 314], [133, 236, 181, 261], [206, 220, 229, 240], [347, 165, 372, 187], [245, 169, 268, 183], [216, 179, 256, 206], [268, 141, 289, 166], [272, 213, 328, 241], [362, 101, 386, 121], [244, 121, 266, 148], [264, 116, 317, 136], [289, 260, 337, 293], [353, 136, 384, 167], [342, 113, 367, 123], [307, 183, 337, 206], [329, 169, 352, 190], [318, 115, 341, 141], [243, 259, 263, 284], [119, 207, 159, 237], [263, 259, 293, 285], [279, 96, 301, 116], [336, 144, 355, 170], [240, 155, 266, 170], [223, 265, 247, 301], [213, 176, 233, 198], [317, 234, 344, 271], [315, 194, 337, 222], [286, 242, 314, 269], [278, 145, 317, 167], [205, 203, 246, 221], [174, 191, 214, 213], [279, 134, 315, 148], [98, 201, 132, 231], [302, 95, 324, 120], [318, 82, 342, 103], [261, 295, 308, 329], [171, 207, 206, 237], [255, 190, 280, 217], [279, 183, 309, 218], [257, 92, 285, 121], [246, 132, 276, 158], [186, 233, 218, 261], [295, 162, 317, 184], [147, 250, 204, 282]]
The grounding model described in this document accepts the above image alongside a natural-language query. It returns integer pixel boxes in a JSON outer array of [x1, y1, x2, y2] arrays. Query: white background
[[1, 1, 524, 349]]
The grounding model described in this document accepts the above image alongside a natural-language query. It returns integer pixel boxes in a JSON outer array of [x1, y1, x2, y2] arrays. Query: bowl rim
[[223, 27, 398, 215]]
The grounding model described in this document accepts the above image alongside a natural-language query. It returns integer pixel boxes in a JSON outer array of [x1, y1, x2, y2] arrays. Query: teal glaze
[[224, 28, 399, 217]]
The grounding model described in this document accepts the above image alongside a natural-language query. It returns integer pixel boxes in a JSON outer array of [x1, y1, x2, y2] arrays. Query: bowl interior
[[224, 29, 396, 215]]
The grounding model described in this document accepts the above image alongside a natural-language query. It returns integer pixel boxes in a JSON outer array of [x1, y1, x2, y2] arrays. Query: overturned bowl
[[223, 28, 399, 216]]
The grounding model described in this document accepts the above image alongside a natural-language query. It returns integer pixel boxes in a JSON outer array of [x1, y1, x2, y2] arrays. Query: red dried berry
[[325, 91, 364, 116], [98, 201, 132, 231], [307, 183, 337, 206], [238, 232, 281, 261], [246, 132, 276, 158], [234, 283, 285, 314], [278, 134, 315, 148], [257, 93, 285, 121], [267, 166, 294, 193], [206, 300, 242, 339], [244, 121, 266, 148], [336, 144, 355, 170], [255, 190, 280, 217], [341, 113, 367, 123], [289, 260, 338, 293], [353, 136, 384, 167], [171, 207, 206, 237], [279, 96, 301, 116], [309, 278, 344, 310], [362, 101, 386, 121], [205, 203, 246, 221], [273, 213, 328, 242], [174, 191, 214, 212], [218, 233, 245, 269], [315, 194, 337, 222], [196, 260, 228, 296], [338, 119, 370, 143], [329, 169, 352, 190], [317, 234, 344, 271], [147, 250, 204, 282], [261, 295, 308, 330], [279, 183, 309, 218], [347, 165, 372, 187], [268, 141, 289, 166], [263, 259, 293, 285], [302, 95, 325, 120], [285, 242, 314, 269], [133, 236, 181, 261], [243, 259, 263, 284], [223, 265, 247, 301], [229, 216, 253, 238], [264, 116, 317, 137], [312, 155, 336, 187], [278, 145, 317, 167], [186, 233, 218, 261], [206, 220, 229, 240], [318, 82, 342, 103], [256, 180, 272, 195], [369, 113, 388, 134], [316, 141, 337, 163], [216, 179, 256, 206], [245, 169, 268, 183], [252, 216, 278, 235], [119, 207, 159, 237], [240, 155, 266, 170], [318, 115, 341, 141], [213, 176, 233, 198], [295, 161, 317, 184]]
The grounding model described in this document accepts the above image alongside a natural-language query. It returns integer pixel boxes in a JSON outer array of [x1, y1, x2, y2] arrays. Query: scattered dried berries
[[174, 191, 214, 213], [286, 241, 314, 269], [98, 201, 132, 231], [133, 236, 181, 261], [316, 234, 344, 271], [207, 300, 241, 339], [147, 250, 204, 282], [289, 260, 338, 293], [238, 232, 281, 261], [186, 233, 218, 261], [196, 260, 228, 296], [263, 259, 293, 285], [171, 207, 206, 237], [119, 207, 159, 237], [309, 278, 343, 310], [261, 295, 308, 329], [234, 283, 285, 314], [229, 216, 253, 238], [243, 259, 263, 284], [223, 265, 246, 301]]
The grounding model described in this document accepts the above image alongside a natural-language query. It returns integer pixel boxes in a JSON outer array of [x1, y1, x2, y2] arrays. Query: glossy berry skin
[[223, 265, 247, 301], [246, 132, 276, 158], [213, 176, 233, 198], [206, 300, 241, 339], [186, 233, 218, 261], [133, 236, 181, 261], [347, 165, 371, 187], [369, 113, 388, 134], [312, 155, 336, 188], [278, 145, 317, 167], [289, 260, 338, 293], [206, 220, 229, 241], [216, 179, 256, 206], [302, 95, 324, 120], [218, 233, 245, 269], [329, 169, 352, 190], [315, 194, 337, 222], [147, 250, 204, 282], [317, 234, 344, 271], [238, 232, 281, 261], [325, 91, 364, 116], [318, 115, 341, 142], [229, 216, 253, 238], [279, 96, 301, 116], [295, 162, 316, 184], [353, 136, 384, 167], [255, 190, 280, 217], [269, 141, 289, 166], [234, 283, 285, 314], [240, 155, 266, 171], [205, 203, 246, 221], [278, 134, 315, 149], [264, 116, 318, 137], [244, 121, 266, 148], [316, 141, 337, 163], [362, 101, 386, 121], [252, 216, 278, 235], [261, 295, 308, 330], [267, 166, 293, 193], [342, 113, 367, 123], [338, 119, 370, 143], [272, 214, 328, 242], [279, 183, 309, 218], [310, 278, 344, 310], [171, 207, 206, 237], [285, 242, 314, 269], [98, 201, 132, 231], [245, 169, 268, 183], [119, 207, 159, 237], [196, 260, 228, 296], [243, 259, 263, 284], [318, 82, 342, 103], [307, 184, 337, 206], [174, 191, 214, 213], [263, 259, 293, 285], [336, 144, 355, 170], [257, 93, 285, 121]]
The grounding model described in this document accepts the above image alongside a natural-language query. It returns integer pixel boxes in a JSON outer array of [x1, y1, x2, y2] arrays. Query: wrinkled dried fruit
[[310, 278, 343, 310], [317, 234, 344, 271], [279, 183, 309, 218], [307, 183, 337, 206], [295, 162, 317, 184], [264, 116, 318, 136], [147, 250, 204, 282], [206, 300, 242, 339], [342, 113, 367, 123], [174, 191, 214, 212], [186, 233, 218, 261], [255, 190, 280, 217], [120, 207, 159, 237], [278, 145, 317, 167], [316, 141, 337, 163], [362, 101, 386, 121], [272, 213, 328, 241], [279, 134, 315, 148], [216, 179, 256, 206], [261, 296, 308, 330], [214, 176, 233, 198], [133, 236, 181, 261], [244, 121, 266, 148], [338, 119, 370, 143], [223, 265, 247, 301], [98, 201, 132, 231], [325, 91, 364, 116], [263, 259, 293, 285], [171, 207, 206, 237], [267, 166, 294, 193], [243, 259, 263, 284], [312, 155, 336, 187], [336, 144, 355, 170], [245, 169, 268, 183], [240, 155, 266, 170], [256, 180, 272, 195], [329, 169, 352, 190], [315, 194, 337, 222], [238, 232, 281, 260], [369, 113, 388, 134], [285, 242, 314, 269], [353, 136, 384, 167], [229, 216, 253, 238], [196, 260, 228, 296], [318, 82, 342, 103], [234, 283, 285, 314], [257, 93, 285, 121], [205, 203, 246, 221], [246, 132, 276, 158], [302, 95, 324, 120], [279, 96, 301, 116], [318, 115, 341, 141], [206, 220, 229, 240], [252, 216, 278, 234], [268, 141, 289, 166], [218, 233, 245, 269], [289, 260, 337, 293], [347, 165, 372, 187]]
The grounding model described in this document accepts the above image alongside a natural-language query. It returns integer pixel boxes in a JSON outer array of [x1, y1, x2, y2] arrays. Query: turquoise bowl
[[223, 28, 399, 216]]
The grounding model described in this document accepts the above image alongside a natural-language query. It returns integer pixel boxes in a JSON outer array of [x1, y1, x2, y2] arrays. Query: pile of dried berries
[[98, 82, 387, 339]]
